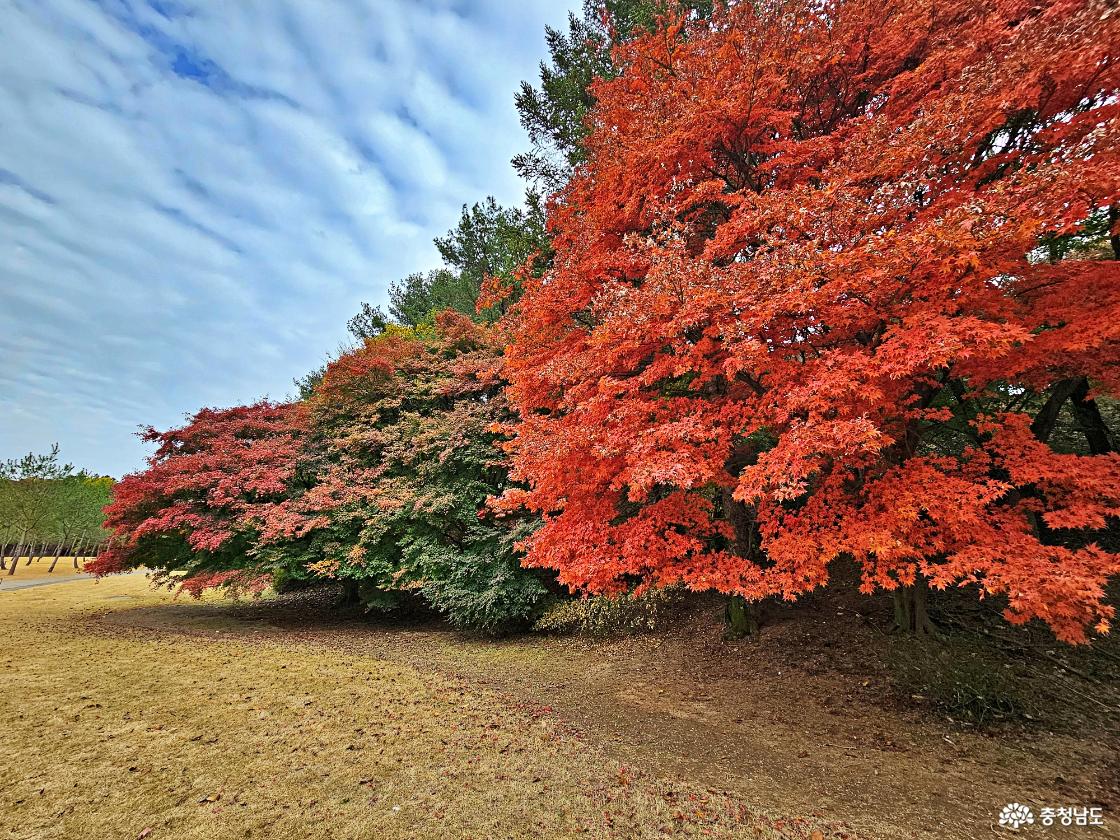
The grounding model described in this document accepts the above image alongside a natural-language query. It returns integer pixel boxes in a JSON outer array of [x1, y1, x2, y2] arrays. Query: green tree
[[0, 483, 15, 571], [45, 474, 112, 573], [351, 195, 550, 335], [386, 268, 475, 327], [433, 196, 549, 316], [0, 445, 74, 575], [266, 313, 549, 633], [346, 301, 389, 340], [513, 0, 712, 192]]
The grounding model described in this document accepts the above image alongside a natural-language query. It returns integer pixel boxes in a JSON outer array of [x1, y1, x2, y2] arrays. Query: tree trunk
[[48, 539, 67, 574], [0, 543, 7, 571], [721, 482, 764, 637], [893, 576, 935, 636], [1109, 204, 1119, 261], [1069, 378, 1114, 454], [7, 540, 24, 575], [339, 580, 362, 607], [1032, 377, 1115, 453], [72, 537, 86, 569], [1031, 378, 1080, 443], [725, 595, 761, 639]]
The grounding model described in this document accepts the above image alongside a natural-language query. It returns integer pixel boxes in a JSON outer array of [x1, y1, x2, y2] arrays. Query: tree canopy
[[93, 0, 1119, 645], [497, 0, 1120, 643]]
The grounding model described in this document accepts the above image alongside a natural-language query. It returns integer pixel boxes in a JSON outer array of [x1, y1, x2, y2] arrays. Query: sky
[[0, 0, 575, 478]]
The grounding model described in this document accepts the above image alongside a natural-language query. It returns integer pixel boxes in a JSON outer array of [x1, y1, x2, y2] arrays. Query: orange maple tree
[[498, 0, 1120, 641]]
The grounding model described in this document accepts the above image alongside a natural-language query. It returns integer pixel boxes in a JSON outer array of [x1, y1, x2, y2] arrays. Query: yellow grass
[[0, 557, 88, 583], [0, 576, 837, 840]]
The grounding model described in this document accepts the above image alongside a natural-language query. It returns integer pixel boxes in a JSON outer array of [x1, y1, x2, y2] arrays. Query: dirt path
[[92, 589, 1120, 840]]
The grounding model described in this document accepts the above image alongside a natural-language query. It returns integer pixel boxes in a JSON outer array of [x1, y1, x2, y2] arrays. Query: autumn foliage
[[97, 317, 546, 632], [261, 313, 548, 631], [498, 0, 1120, 642], [91, 402, 306, 587], [99, 0, 1119, 644]]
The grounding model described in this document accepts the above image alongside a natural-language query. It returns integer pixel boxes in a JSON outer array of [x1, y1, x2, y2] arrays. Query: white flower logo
[[999, 803, 1035, 830]]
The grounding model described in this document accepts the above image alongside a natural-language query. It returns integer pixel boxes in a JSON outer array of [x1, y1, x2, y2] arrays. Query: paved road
[[0, 573, 95, 591], [0, 570, 145, 592]]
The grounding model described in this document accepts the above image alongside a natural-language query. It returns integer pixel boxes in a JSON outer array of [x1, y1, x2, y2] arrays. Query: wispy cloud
[[0, 0, 572, 477]]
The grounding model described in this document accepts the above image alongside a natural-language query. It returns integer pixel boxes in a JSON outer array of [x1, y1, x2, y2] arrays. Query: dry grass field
[[0, 577, 846, 840]]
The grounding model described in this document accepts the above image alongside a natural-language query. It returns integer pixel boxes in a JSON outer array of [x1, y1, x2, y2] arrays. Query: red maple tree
[[499, 0, 1120, 641], [91, 402, 306, 585]]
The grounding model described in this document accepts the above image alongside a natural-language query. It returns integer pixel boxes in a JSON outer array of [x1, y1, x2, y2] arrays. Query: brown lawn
[[0, 576, 848, 840]]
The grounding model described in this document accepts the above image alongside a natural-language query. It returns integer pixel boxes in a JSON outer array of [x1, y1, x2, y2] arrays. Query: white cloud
[[0, 0, 574, 477]]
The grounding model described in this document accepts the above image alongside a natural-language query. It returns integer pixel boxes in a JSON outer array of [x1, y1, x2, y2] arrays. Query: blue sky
[[0, 0, 575, 478]]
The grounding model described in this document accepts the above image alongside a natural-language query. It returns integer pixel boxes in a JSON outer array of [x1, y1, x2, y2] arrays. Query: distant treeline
[[0, 445, 112, 575]]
